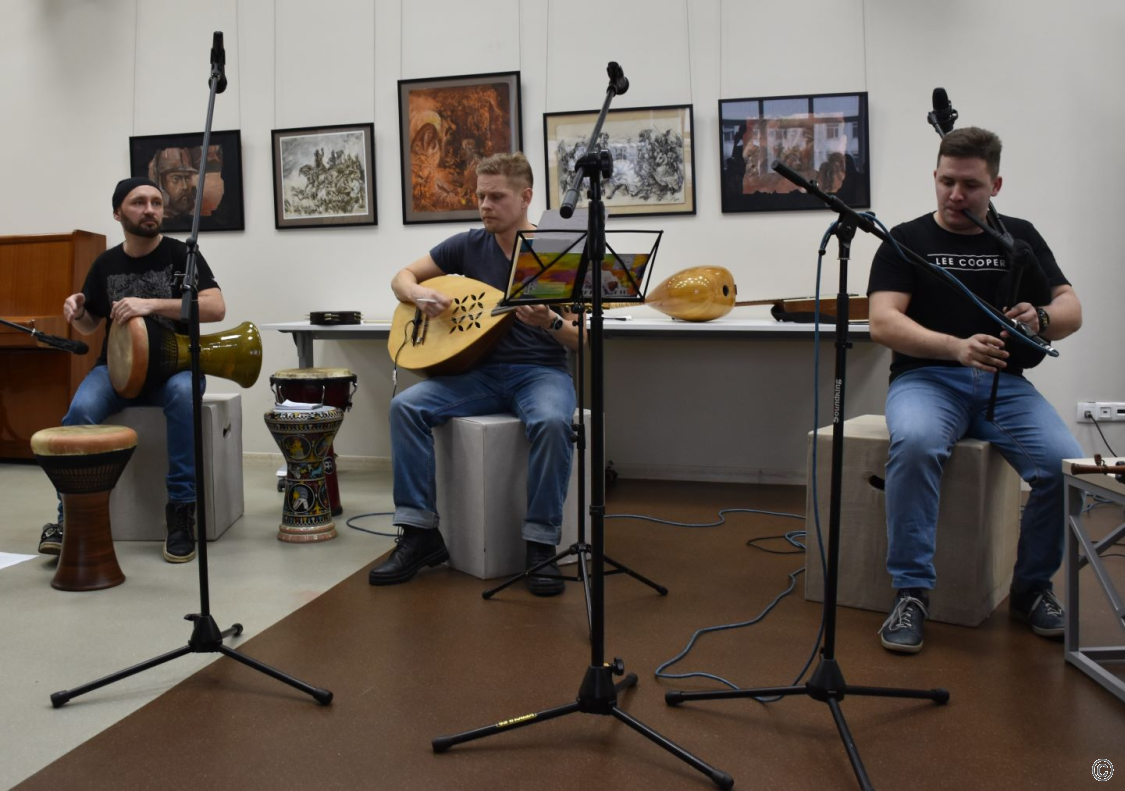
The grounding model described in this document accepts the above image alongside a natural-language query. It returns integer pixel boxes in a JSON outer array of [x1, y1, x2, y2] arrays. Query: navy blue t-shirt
[[429, 228, 569, 370]]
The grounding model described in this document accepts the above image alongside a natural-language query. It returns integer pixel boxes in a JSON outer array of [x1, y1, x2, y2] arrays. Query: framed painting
[[718, 91, 870, 213], [397, 71, 522, 224], [128, 130, 245, 232], [543, 104, 695, 218], [271, 123, 377, 229]]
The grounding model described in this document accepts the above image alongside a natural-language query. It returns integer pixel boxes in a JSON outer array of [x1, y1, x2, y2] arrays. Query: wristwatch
[[548, 313, 564, 332], [1035, 307, 1050, 331]]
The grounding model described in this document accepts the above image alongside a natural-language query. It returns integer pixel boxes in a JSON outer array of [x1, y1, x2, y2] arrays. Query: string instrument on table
[[606, 265, 868, 322], [388, 275, 516, 377]]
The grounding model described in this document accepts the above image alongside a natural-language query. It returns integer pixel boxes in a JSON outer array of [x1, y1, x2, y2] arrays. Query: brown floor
[[18, 481, 1125, 790]]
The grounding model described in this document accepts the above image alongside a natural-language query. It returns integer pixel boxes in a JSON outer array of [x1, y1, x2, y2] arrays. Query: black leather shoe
[[525, 541, 565, 597], [369, 527, 449, 586], [163, 502, 197, 563], [879, 588, 929, 654]]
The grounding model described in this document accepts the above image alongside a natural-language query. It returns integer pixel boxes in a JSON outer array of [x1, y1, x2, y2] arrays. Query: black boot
[[164, 502, 197, 563], [368, 527, 449, 586], [525, 541, 565, 597]]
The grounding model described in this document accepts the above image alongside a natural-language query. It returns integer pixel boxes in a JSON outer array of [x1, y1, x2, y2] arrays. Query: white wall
[[2, 0, 1123, 480]]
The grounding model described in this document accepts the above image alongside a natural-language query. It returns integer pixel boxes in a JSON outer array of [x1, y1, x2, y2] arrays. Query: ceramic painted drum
[[264, 404, 344, 543], [269, 368, 357, 517]]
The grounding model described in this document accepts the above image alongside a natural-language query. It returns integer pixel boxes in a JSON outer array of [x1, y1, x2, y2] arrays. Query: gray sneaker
[[1009, 587, 1064, 639], [879, 588, 929, 654]]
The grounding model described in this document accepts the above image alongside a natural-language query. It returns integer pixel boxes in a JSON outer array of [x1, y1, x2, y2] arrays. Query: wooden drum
[[270, 368, 357, 516], [108, 315, 263, 398], [264, 404, 344, 543], [31, 425, 137, 591]]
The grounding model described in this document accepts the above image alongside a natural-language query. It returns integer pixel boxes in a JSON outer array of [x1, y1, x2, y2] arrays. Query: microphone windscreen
[[932, 87, 950, 112]]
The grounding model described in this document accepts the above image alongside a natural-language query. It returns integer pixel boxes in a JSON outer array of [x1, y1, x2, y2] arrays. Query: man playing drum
[[39, 177, 226, 563], [374, 152, 582, 595]]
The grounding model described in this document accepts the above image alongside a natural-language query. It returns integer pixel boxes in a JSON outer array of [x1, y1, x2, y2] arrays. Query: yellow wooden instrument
[[628, 265, 867, 322], [387, 275, 515, 377]]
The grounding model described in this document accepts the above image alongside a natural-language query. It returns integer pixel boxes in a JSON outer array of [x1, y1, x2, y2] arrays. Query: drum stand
[[433, 63, 731, 789], [51, 33, 332, 709], [480, 301, 668, 636]]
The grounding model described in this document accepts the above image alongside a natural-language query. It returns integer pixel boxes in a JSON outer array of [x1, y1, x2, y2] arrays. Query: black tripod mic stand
[[432, 62, 732, 790], [481, 292, 668, 636], [665, 164, 950, 791], [50, 32, 331, 708]]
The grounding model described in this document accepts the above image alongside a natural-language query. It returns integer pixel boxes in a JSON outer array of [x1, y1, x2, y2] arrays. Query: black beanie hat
[[112, 177, 160, 210]]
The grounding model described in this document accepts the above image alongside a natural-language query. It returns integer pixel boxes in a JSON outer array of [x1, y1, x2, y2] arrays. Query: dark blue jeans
[[389, 363, 576, 545], [884, 367, 1082, 593], [57, 365, 203, 521]]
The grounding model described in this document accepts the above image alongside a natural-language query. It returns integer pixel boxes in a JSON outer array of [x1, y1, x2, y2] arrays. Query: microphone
[[210, 31, 228, 94], [930, 87, 958, 135], [35, 331, 89, 355], [607, 61, 629, 96]]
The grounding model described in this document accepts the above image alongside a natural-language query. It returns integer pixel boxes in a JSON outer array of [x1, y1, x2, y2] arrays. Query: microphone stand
[[666, 162, 1056, 789], [0, 317, 89, 356], [50, 32, 332, 708], [432, 62, 732, 790]]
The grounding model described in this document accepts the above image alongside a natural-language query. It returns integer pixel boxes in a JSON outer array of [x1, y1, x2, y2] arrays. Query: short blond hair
[[476, 152, 533, 190]]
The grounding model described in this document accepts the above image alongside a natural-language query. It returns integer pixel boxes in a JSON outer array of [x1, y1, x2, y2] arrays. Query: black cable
[[344, 512, 400, 538], [1089, 414, 1119, 457]]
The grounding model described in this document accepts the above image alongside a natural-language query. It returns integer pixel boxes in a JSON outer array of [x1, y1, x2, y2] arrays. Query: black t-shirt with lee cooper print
[[867, 212, 1069, 381], [81, 236, 219, 365]]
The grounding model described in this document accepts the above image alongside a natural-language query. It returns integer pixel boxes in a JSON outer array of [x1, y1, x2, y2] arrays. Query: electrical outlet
[[1097, 402, 1125, 422], [1077, 402, 1097, 422], [1078, 401, 1125, 422]]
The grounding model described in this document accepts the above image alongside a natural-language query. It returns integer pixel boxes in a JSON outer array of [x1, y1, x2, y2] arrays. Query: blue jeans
[[57, 365, 204, 521], [390, 363, 576, 545], [884, 367, 1082, 593]]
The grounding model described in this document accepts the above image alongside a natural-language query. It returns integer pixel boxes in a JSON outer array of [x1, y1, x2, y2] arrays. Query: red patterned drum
[[270, 368, 357, 516], [264, 404, 344, 543]]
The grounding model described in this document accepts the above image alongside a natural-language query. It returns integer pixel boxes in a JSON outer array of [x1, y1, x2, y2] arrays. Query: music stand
[[481, 219, 669, 631], [433, 61, 732, 789]]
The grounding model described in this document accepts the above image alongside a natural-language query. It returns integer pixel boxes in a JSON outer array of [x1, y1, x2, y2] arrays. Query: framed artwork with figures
[[718, 91, 870, 213]]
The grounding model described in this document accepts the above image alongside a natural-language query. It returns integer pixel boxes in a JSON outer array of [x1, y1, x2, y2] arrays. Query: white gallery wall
[[2, 0, 1123, 481]]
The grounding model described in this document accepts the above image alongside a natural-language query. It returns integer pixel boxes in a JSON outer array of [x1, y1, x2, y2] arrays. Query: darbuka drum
[[31, 425, 137, 591], [264, 404, 344, 543], [270, 368, 357, 516], [108, 315, 263, 398]]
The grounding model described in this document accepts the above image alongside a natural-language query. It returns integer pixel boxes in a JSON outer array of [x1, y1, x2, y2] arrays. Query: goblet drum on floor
[[31, 425, 137, 591], [269, 367, 357, 516], [264, 404, 343, 543]]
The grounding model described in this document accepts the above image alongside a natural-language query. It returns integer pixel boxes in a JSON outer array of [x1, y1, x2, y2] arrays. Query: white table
[[1063, 457, 1125, 703], [262, 317, 873, 369]]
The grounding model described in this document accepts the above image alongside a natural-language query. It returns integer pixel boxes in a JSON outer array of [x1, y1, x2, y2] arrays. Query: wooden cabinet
[[0, 230, 106, 459]]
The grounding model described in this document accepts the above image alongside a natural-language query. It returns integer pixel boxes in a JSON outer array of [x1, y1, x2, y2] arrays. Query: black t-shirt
[[429, 228, 569, 370], [866, 212, 1069, 381], [81, 236, 219, 364]]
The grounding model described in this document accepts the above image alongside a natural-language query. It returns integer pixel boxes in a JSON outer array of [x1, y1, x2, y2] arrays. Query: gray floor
[[0, 456, 397, 789]]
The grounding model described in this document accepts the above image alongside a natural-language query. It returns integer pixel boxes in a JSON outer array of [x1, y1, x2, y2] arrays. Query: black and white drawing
[[544, 104, 695, 217], [271, 123, 377, 229]]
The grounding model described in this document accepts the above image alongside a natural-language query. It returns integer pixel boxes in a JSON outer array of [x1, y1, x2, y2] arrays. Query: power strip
[[1077, 401, 1125, 423]]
